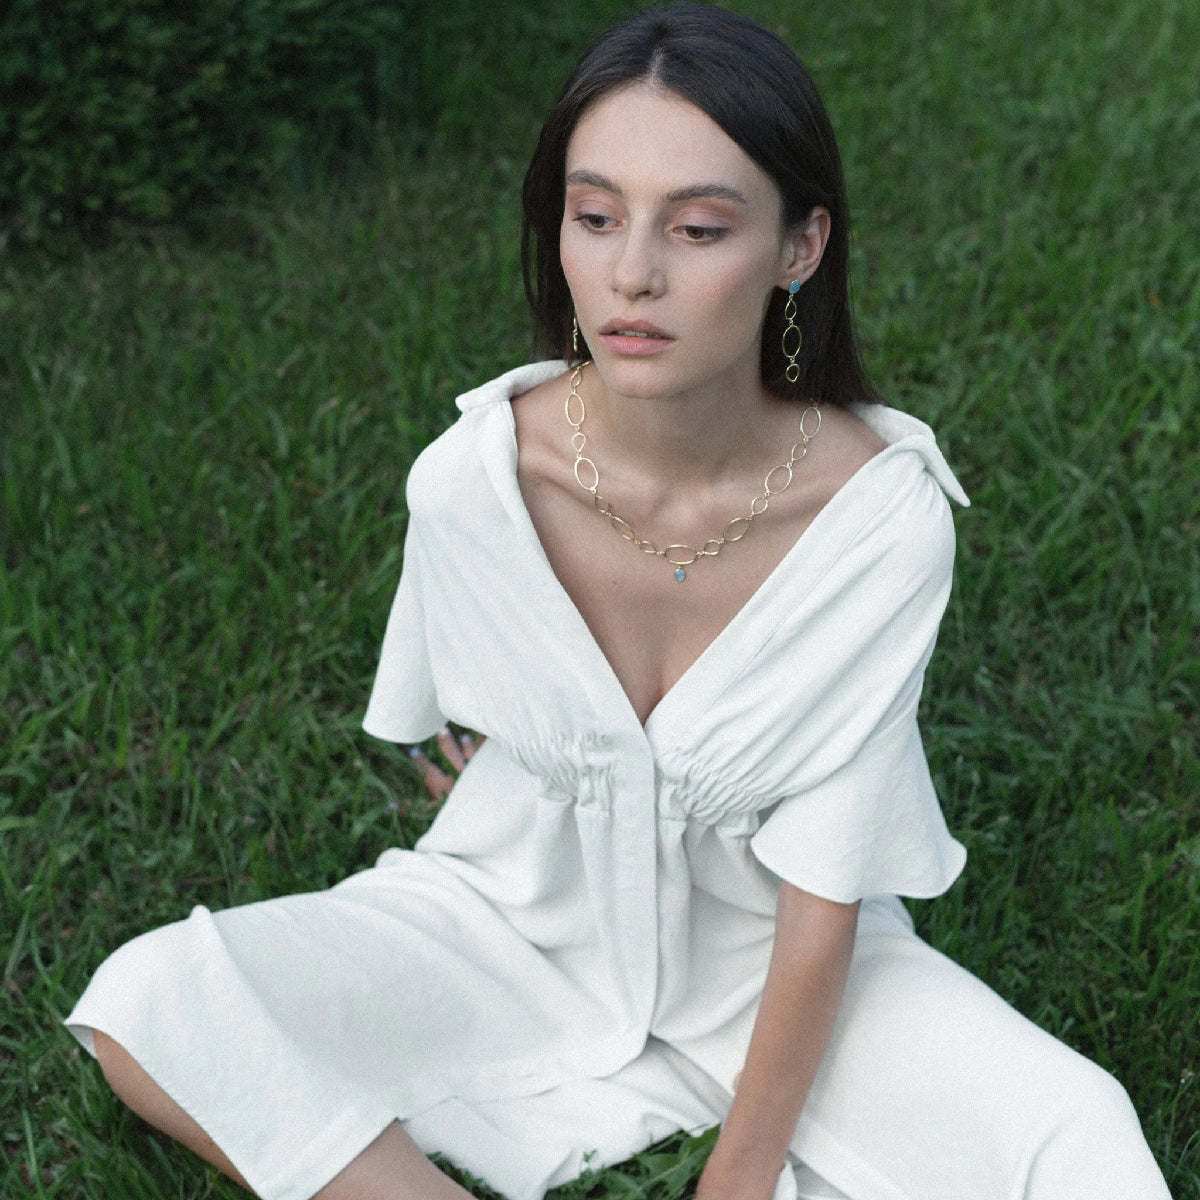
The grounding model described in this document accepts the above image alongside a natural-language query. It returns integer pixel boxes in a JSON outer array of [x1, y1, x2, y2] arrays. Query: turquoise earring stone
[[674, 568, 686, 582], [788, 280, 800, 293]]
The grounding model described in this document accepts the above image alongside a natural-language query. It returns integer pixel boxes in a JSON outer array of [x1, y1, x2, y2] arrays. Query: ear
[[776, 206, 831, 290]]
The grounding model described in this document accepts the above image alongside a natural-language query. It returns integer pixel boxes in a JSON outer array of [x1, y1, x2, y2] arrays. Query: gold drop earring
[[782, 280, 802, 383]]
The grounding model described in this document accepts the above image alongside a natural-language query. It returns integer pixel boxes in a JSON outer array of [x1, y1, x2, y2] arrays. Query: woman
[[67, 6, 1171, 1199]]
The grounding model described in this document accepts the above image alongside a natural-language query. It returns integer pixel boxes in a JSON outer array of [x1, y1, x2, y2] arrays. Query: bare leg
[[312, 1124, 474, 1200], [93, 1031, 472, 1200], [94, 1031, 252, 1188]]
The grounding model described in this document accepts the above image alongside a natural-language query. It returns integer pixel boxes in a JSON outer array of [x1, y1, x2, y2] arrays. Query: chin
[[590, 359, 682, 401], [589, 351, 714, 401]]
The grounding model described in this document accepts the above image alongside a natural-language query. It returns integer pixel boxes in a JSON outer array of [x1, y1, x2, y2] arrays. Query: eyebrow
[[564, 169, 750, 207]]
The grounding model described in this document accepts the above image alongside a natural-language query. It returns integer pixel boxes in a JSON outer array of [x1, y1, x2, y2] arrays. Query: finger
[[436, 727, 466, 773], [408, 748, 454, 802], [423, 765, 455, 801], [459, 731, 484, 762]]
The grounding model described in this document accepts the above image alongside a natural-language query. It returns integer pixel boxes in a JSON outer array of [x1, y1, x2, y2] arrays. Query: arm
[[696, 882, 860, 1200]]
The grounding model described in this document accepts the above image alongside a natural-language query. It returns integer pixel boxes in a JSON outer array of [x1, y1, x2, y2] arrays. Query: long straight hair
[[521, 3, 878, 407]]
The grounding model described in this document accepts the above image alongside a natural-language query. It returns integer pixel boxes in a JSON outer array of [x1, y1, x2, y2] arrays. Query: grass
[[2, 0, 1198, 1195]]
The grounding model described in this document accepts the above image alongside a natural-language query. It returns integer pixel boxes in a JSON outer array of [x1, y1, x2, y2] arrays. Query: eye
[[573, 212, 614, 232], [678, 224, 725, 242]]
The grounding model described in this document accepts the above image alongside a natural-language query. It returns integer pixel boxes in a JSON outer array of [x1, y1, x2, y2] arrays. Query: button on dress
[[66, 362, 1171, 1200]]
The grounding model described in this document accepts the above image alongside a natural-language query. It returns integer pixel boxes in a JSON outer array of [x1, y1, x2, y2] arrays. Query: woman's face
[[560, 82, 814, 403]]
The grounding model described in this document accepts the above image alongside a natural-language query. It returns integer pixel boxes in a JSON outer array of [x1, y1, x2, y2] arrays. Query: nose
[[611, 224, 665, 299]]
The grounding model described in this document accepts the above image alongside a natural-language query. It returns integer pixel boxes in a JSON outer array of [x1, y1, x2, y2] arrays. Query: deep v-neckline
[[487, 399, 878, 737], [450, 361, 967, 743]]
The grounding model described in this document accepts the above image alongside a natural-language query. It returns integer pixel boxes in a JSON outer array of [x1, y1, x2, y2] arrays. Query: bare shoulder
[[510, 367, 572, 488], [795, 401, 885, 504], [511, 367, 569, 420]]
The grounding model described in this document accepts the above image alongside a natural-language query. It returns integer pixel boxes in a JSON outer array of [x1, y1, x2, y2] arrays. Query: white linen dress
[[67, 362, 1171, 1200]]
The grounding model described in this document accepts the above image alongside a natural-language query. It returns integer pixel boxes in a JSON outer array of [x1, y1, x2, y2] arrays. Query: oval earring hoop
[[782, 281, 802, 384], [572, 313, 580, 357]]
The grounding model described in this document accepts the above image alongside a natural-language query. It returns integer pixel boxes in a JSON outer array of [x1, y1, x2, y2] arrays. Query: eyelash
[[571, 213, 727, 241], [573, 213, 613, 232]]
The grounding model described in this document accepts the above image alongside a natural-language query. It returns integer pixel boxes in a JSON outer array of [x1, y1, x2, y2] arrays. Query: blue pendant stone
[[674, 568, 686, 582]]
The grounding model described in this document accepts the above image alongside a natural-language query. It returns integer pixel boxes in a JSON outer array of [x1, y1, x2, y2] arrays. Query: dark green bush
[[0, 0, 420, 243]]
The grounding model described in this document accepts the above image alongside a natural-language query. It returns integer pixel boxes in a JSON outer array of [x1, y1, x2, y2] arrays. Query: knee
[[1036, 1051, 1155, 1160], [1026, 1058, 1169, 1198], [88, 1029, 252, 1189], [1092, 1066, 1138, 1120]]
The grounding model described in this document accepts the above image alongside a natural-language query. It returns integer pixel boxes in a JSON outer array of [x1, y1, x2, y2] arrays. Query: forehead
[[565, 83, 779, 207]]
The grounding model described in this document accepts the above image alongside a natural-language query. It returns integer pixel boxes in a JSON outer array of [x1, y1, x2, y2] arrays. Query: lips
[[598, 318, 672, 339], [596, 319, 675, 357]]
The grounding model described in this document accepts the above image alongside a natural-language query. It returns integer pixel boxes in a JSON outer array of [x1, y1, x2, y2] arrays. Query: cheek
[[692, 256, 776, 330], [558, 227, 574, 280], [558, 230, 592, 298]]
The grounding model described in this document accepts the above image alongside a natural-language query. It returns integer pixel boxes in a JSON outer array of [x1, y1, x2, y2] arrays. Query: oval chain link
[[565, 361, 821, 576], [783, 292, 802, 384]]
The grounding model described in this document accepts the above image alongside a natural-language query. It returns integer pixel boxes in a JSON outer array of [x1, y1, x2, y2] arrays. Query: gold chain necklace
[[564, 361, 822, 582]]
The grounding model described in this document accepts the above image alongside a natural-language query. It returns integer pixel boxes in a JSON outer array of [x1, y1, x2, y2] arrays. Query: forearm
[[697, 883, 859, 1200]]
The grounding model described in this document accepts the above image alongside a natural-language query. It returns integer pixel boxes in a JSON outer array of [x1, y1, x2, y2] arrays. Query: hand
[[407, 726, 483, 800], [694, 1087, 787, 1200], [694, 1155, 779, 1200]]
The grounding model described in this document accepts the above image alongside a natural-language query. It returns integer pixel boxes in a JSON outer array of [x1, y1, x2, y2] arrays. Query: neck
[[580, 361, 789, 489]]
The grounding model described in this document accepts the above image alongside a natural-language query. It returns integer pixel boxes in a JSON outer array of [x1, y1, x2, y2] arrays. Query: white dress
[[67, 362, 1170, 1200]]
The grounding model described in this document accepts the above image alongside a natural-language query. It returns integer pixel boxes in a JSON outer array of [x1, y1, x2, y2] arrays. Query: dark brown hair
[[521, 2, 878, 406]]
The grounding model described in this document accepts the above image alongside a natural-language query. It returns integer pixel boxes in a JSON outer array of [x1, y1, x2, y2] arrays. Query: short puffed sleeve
[[362, 506, 445, 745], [747, 454, 967, 903]]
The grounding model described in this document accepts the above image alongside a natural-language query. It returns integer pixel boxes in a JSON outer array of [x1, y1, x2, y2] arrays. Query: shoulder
[[805, 403, 887, 509], [404, 410, 485, 513], [508, 363, 575, 493], [803, 402, 952, 557], [454, 360, 569, 414], [405, 361, 569, 513], [847, 439, 959, 597], [797, 401, 967, 599], [848, 401, 970, 508], [822, 398, 969, 569]]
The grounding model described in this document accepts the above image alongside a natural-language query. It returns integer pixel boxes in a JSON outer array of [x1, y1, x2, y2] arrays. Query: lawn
[[2, 0, 1197, 1195]]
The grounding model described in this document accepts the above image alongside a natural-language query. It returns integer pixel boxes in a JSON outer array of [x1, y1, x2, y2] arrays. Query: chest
[[518, 466, 817, 725]]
